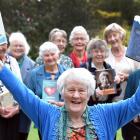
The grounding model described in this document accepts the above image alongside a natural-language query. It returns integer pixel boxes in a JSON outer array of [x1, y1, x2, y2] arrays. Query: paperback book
[[0, 83, 15, 108], [42, 80, 59, 102]]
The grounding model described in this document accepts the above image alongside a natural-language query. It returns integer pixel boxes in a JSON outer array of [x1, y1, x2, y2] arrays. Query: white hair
[[69, 26, 89, 45], [39, 41, 60, 57], [9, 32, 30, 55], [57, 68, 96, 97]]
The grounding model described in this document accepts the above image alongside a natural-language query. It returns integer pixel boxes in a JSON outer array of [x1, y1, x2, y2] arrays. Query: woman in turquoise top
[[0, 66, 140, 140]]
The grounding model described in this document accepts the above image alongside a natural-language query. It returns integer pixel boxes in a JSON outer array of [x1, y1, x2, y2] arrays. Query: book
[[42, 80, 59, 102], [0, 12, 7, 45], [0, 83, 15, 108], [0, 13, 14, 108], [95, 69, 116, 95], [126, 15, 140, 62], [0, 12, 5, 35]]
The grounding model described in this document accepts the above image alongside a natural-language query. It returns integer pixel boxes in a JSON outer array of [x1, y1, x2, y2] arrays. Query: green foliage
[[0, 0, 140, 59]]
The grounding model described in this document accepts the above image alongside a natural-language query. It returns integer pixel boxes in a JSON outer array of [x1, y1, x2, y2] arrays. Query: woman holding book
[[1, 66, 140, 140], [0, 34, 22, 140], [27, 41, 67, 139], [81, 38, 121, 105], [104, 23, 139, 102], [8, 32, 35, 140]]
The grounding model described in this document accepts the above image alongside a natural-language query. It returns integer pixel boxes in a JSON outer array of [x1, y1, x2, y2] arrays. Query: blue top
[[18, 55, 35, 133], [125, 69, 140, 99], [1, 66, 140, 140], [27, 64, 67, 98]]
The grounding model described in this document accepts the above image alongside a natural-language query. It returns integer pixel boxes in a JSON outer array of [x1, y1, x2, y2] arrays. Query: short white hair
[[57, 68, 96, 97], [39, 41, 60, 57], [9, 32, 30, 55], [69, 26, 89, 45]]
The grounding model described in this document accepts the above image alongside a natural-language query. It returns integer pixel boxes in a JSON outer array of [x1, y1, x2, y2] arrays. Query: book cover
[[0, 12, 7, 45], [42, 80, 59, 102], [126, 15, 140, 62], [95, 69, 116, 95], [0, 82, 15, 107], [0, 12, 5, 35]]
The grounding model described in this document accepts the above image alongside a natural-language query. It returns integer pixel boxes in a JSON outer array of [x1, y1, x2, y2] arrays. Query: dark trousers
[[38, 130, 42, 140], [122, 122, 140, 140], [0, 114, 20, 140], [18, 132, 28, 140]]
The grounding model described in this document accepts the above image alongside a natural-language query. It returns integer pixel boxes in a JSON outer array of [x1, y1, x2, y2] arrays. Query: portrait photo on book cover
[[95, 69, 116, 95]]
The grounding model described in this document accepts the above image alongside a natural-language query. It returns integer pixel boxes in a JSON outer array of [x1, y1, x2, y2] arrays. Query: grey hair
[[49, 28, 67, 42], [57, 68, 96, 97], [39, 41, 60, 57], [103, 23, 126, 42], [87, 38, 109, 59], [9, 32, 30, 55], [69, 26, 89, 45]]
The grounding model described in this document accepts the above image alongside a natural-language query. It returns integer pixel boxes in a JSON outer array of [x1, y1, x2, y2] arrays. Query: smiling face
[[72, 32, 87, 52], [106, 31, 123, 48], [10, 40, 25, 59], [52, 32, 67, 54], [92, 48, 106, 65], [63, 80, 89, 115], [43, 51, 59, 66]]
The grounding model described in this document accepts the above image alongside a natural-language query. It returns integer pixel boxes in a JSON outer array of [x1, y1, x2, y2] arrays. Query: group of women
[[0, 22, 139, 140]]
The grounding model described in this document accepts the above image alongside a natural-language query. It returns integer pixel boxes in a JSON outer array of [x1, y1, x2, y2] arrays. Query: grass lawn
[[27, 123, 39, 140], [27, 122, 123, 140]]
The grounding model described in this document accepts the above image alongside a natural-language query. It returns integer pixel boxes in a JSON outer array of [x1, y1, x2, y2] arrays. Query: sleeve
[[124, 71, 139, 99], [97, 84, 140, 132], [0, 66, 56, 128], [26, 69, 36, 92]]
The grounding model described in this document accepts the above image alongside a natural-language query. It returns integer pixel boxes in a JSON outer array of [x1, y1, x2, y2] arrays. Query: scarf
[[70, 51, 87, 67]]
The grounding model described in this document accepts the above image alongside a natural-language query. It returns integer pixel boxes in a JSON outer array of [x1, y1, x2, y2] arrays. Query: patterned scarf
[[57, 106, 98, 139], [69, 51, 87, 67]]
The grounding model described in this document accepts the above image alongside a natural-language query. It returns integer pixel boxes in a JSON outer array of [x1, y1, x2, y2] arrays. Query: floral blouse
[[67, 124, 98, 140]]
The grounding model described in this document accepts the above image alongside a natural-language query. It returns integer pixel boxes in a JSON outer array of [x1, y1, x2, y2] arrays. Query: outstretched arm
[[0, 63, 56, 128]]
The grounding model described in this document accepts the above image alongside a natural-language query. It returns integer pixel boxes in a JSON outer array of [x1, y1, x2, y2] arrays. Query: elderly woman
[[36, 28, 73, 68], [69, 26, 89, 67], [104, 23, 139, 102], [1, 66, 140, 140], [0, 34, 22, 140], [8, 32, 35, 140], [81, 38, 121, 105], [28, 41, 67, 139]]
